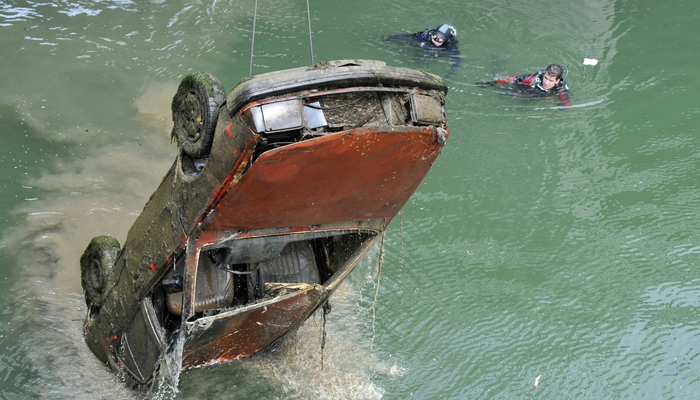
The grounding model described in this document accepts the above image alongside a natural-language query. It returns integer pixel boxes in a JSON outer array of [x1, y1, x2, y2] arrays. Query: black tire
[[80, 235, 120, 308], [171, 72, 226, 158]]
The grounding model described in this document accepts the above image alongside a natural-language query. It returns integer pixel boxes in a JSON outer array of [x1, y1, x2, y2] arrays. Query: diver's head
[[431, 24, 456, 47], [542, 64, 563, 90], [545, 64, 563, 80]]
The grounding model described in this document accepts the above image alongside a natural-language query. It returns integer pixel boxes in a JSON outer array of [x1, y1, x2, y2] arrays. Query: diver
[[479, 64, 571, 105], [385, 24, 460, 68]]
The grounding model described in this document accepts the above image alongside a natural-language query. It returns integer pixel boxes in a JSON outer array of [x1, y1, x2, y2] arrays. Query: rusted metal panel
[[204, 127, 445, 232], [182, 287, 323, 368]]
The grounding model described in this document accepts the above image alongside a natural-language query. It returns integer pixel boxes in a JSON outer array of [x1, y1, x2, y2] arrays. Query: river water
[[1, 0, 699, 399]]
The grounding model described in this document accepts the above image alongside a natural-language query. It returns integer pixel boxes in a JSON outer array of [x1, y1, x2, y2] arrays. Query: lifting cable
[[305, 0, 314, 65], [249, 0, 258, 76], [249, 0, 315, 77]]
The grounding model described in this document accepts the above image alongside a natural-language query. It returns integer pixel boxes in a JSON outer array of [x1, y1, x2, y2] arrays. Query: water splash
[[151, 329, 185, 400], [239, 283, 392, 400], [369, 232, 385, 349], [0, 84, 175, 400]]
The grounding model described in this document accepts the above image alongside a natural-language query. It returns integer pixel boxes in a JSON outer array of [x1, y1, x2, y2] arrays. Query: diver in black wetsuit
[[480, 64, 571, 105], [385, 24, 460, 68]]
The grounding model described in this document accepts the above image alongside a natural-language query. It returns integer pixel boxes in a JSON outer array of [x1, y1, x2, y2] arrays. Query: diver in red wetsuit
[[483, 64, 571, 105]]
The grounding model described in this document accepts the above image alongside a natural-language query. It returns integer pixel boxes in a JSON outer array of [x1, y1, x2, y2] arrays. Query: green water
[[1, 0, 700, 398]]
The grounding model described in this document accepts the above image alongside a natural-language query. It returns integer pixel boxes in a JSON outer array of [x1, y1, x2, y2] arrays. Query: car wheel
[[171, 72, 226, 158], [80, 235, 121, 308]]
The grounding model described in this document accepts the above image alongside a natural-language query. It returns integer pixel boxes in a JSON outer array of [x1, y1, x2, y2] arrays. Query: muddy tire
[[80, 235, 121, 308], [171, 72, 226, 158]]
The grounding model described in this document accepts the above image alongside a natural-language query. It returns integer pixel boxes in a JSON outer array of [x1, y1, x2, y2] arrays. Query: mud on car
[[80, 59, 449, 388]]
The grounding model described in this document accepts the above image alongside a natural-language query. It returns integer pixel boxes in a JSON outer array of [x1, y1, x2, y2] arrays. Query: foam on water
[[0, 85, 175, 399]]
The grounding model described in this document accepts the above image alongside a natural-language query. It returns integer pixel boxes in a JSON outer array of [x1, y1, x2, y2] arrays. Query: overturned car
[[80, 59, 449, 387]]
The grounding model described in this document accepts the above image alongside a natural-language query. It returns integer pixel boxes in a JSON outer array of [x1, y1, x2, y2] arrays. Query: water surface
[[1, 0, 700, 398]]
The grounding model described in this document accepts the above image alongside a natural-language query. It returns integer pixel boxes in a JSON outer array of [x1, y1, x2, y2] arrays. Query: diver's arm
[[474, 75, 516, 87], [384, 32, 411, 40], [557, 90, 571, 106], [384, 30, 425, 41], [513, 73, 537, 85], [493, 73, 535, 85], [495, 76, 517, 84], [554, 81, 571, 105]]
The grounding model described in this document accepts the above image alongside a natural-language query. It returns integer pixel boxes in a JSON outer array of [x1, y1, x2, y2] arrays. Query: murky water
[[2, 0, 700, 398]]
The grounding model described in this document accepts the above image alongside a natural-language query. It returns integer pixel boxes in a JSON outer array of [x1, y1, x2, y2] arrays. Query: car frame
[[80, 59, 449, 388]]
